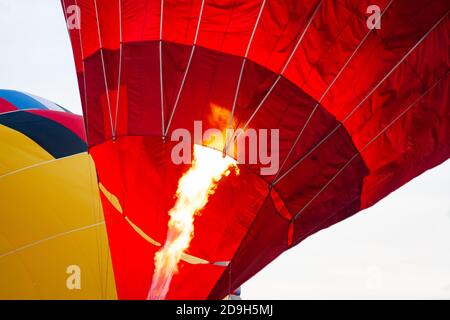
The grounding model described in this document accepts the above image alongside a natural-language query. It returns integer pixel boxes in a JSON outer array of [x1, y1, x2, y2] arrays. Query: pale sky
[[0, 0, 449, 299]]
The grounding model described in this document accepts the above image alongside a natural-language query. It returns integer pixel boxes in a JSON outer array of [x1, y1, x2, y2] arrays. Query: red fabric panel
[[71, 0, 100, 59], [27, 110, 87, 142], [162, 0, 203, 45], [63, 1, 448, 96], [360, 76, 449, 209], [0, 98, 17, 113], [270, 189, 291, 221], [63, 0, 319, 75], [61, 0, 83, 72], [82, 50, 114, 144], [274, 123, 368, 219], [76, 72, 88, 127], [234, 72, 337, 181], [283, 0, 389, 101], [110, 85, 129, 137], [100, 93, 112, 139], [294, 196, 362, 246], [81, 40, 342, 171], [99, 191, 155, 299], [82, 55, 107, 145], [92, 139, 152, 299], [208, 196, 290, 299], [347, 16, 449, 148], [122, 0, 161, 43], [287, 221, 294, 247], [209, 189, 362, 299], [63, 0, 119, 57], [190, 165, 268, 265], [63, 1, 450, 300], [194, 0, 260, 57], [165, 44, 245, 136], [344, 13, 450, 208], [209, 107, 368, 298], [160, 42, 193, 124], [320, 0, 450, 119], [94, 0, 120, 50], [122, 42, 163, 137], [91, 136, 269, 299], [247, 0, 319, 73]]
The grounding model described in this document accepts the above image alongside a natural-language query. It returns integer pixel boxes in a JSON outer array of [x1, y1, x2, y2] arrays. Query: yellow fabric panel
[[0, 223, 116, 299], [98, 182, 123, 214], [0, 153, 117, 299], [0, 124, 54, 177]]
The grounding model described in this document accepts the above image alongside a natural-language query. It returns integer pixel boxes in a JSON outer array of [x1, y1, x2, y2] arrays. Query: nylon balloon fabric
[[62, 0, 449, 299], [0, 91, 116, 299]]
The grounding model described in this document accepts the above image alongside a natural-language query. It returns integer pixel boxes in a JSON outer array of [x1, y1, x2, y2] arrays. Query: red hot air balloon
[[61, 0, 449, 299]]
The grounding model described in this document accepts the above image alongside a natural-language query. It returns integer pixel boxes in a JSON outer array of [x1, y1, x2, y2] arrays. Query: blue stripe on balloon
[[0, 90, 48, 111]]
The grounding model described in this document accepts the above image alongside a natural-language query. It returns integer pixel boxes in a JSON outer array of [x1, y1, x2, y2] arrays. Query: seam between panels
[[269, 185, 295, 222], [72, 0, 91, 145], [291, 70, 448, 221], [164, 0, 206, 137], [293, 194, 362, 247], [159, 0, 165, 138], [285, 70, 448, 248], [206, 191, 271, 300], [345, 58, 443, 146], [102, 0, 123, 297], [291, 68, 447, 243], [224, 0, 267, 154], [93, 0, 115, 139], [0, 108, 43, 116], [163, 0, 197, 121], [0, 221, 105, 260], [83, 119, 105, 297], [373, 25, 447, 91], [89, 0, 111, 296], [296, 2, 357, 91], [113, 0, 123, 137], [271, 0, 395, 184], [198, 0, 240, 128], [259, 2, 321, 69], [402, 59, 433, 89], [139, 0, 152, 40], [0, 152, 88, 180], [74, 25, 437, 156], [272, 10, 449, 186], [208, 1, 323, 161], [67, 0, 105, 297], [238, 1, 323, 134], [71, 36, 330, 112]]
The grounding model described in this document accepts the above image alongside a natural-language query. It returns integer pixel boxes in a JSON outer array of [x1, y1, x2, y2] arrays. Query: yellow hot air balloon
[[0, 90, 116, 299]]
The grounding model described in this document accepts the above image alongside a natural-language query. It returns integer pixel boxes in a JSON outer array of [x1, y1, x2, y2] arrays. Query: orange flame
[[148, 143, 238, 300]]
